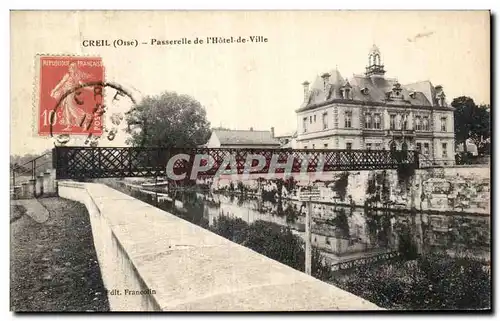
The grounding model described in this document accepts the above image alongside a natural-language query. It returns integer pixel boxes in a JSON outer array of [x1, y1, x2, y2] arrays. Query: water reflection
[[115, 181, 490, 265]]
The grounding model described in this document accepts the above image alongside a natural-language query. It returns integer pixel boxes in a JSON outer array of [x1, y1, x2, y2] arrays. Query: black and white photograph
[[9, 10, 492, 312]]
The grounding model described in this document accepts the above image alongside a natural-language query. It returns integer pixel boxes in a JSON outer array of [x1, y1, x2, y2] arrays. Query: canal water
[[109, 180, 490, 265]]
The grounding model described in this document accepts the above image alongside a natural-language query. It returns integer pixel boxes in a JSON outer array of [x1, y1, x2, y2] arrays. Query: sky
[[10, 10, 490, 156]]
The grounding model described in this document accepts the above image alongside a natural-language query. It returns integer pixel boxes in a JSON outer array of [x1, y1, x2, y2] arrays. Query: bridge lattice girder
[[52, 147, 420, 180]]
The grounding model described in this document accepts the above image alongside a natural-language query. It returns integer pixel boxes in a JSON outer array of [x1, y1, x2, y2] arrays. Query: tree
[[125, 91, 211, 148], [451, 96, 490, 154]]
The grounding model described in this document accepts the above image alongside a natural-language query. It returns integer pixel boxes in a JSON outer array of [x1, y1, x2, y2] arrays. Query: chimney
[[250, 127, 253, 131], [321, 73, 331, 92], [301, 81, 310, 102], [270, 127, 275, 138]]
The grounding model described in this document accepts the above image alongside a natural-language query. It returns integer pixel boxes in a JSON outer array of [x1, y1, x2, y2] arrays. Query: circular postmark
[[49, 81, 138, 147]]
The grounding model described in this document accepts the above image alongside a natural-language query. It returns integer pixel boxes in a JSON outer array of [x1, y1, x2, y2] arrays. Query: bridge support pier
[[20, 182, 28, 199], [13, 186, 21, 200], [27, 179, 36, 198], [36, 175, 44, 196], [43, 170, 56, 195]]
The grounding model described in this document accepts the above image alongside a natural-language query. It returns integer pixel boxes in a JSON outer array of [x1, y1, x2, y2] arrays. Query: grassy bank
[[10, 198, 109, 312]]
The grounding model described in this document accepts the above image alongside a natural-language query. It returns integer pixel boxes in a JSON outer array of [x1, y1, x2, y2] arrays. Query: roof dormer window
[[361, 87, 369, 95], [390, 82, 404, 100], [341, 79, 352, 100], [392, 82, 402, 96], [409, 91, 416, 99]]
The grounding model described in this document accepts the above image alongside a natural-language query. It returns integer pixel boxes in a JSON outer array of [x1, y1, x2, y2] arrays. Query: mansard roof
[[300, 70, 447, 112]]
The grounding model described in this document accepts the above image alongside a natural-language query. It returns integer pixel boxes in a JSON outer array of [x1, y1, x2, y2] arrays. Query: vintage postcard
[[10, 10, 491, 312]]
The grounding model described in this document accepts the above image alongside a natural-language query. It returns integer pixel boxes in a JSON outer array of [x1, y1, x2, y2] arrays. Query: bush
[[243, 221, 305, 271], [210, 214, 249, 243], [332, 172, 349, 201], [398, 230, 419, 260], [331, 253, 491, 310], [210, 217, 331, 278]]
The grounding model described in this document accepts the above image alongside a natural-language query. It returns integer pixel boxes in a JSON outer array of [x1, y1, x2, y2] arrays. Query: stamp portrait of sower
[[38, 56, 105, 136], [50, 61, 93, 131]]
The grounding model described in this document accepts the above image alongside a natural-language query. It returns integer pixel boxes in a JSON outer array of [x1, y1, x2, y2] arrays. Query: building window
[[441, 117, 447, 132], [402, 114, 408, 130], [324, 143, 328, 149], [423, 143, 430, 156], [375, 143, 381, 150], [345, 111, 352, 128], [312, 143, 315, 149], [303, 117, 307, 133], [422, 117, 429, 131], [416, 142, 422, 152], [365, 114, 372, 129], [314, 114, 317, 123], [442, 143, 448, 158], [374, 114, 381, 129], [366, 143, 372, 150], [322, 113, 328, 130], [346, 142, 352, 150], [390, 114, 396, 130], [415, 116, 421, 131], [309, 116, 312, 124], [390, 141, 397, 151], [342, 88, 351, 99]]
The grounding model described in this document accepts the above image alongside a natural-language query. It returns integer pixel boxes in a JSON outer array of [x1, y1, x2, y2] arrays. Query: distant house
[[205, 128, 281, 149], [275, 131, 298, 149], [456, 138, 478, 156]]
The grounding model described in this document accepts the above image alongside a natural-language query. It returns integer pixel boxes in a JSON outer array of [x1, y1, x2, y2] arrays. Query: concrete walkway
[[11, 199, 50, 224]]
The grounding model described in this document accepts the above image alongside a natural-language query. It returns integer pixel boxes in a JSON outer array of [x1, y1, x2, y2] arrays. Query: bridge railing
[[53, 147, 420, 180], [330, 251, 401, 272]]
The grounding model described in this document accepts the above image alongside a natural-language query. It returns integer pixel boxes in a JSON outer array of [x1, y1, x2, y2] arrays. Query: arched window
[[422, 117, 429, 131], [365, 114, 372, 129], [415, 116, 421, 131], [374, 114, 381, 129], [396, 114, 402, 130], [402, 141, 408, 151], [390, 141, 397, 151], [402, 114, 408, 130]]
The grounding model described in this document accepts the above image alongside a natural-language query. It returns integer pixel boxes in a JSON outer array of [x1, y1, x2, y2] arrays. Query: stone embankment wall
[[346, 166, 490, 214], [213, 166, 490, 215]]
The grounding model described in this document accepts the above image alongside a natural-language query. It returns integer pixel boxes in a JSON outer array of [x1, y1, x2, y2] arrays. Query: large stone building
[[296, 45, 455, 164]]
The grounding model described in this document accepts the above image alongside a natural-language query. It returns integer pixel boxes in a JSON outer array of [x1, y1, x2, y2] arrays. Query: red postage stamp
[[38, 56, 105, 136]]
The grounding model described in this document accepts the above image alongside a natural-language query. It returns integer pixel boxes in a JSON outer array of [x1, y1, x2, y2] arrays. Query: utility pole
[[154, 175, 158, 207], [301, 187, 320, 276], [305, 195, 312, 275]]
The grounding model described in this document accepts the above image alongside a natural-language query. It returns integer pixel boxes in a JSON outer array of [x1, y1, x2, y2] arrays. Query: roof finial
[[371, 43, 380, 55]]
